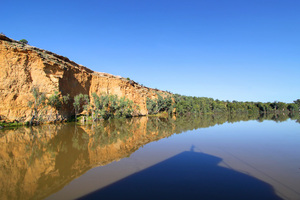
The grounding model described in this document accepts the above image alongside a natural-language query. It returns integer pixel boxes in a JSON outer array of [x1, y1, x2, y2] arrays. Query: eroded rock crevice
[[0, 35, 168, 122]]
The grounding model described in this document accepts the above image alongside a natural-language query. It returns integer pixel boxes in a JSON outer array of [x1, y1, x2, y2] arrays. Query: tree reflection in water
[[0, 112, 298, 200]]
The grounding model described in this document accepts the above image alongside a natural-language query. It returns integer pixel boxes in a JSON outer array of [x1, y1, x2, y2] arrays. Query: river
[[0, 113, 299, 200]]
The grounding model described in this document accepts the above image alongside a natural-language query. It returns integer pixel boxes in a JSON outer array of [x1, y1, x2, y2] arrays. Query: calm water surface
[[0, 113, 299, 200]]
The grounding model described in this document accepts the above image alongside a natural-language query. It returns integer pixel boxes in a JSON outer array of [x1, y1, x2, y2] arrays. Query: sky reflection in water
[[0, 113, 299, 200]]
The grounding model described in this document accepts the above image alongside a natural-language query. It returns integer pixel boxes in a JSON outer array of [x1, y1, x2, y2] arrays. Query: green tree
[[294, 99, 300, 107], [48, 91, 69, 121], [91, 93, 99, 121], [287, 103, 299, 112], [73, 94, 89, 121], [147, 93, 174, 115], [91, 93, 135, 120], [115, 96, 134, 118], [19, 39, 28, 44], [28, 86, 46, 125]]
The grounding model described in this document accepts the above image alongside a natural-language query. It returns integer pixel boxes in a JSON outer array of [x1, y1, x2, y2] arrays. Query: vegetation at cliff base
[[75, 93, 136, 121], [73, 93, 89, 121], [20, 85, 300, 126], [48, 91, 70, 121], [27, 86, 47, 125], [147, 93, 173, 115]]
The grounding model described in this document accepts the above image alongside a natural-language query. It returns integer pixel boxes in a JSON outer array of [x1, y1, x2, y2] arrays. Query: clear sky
[[1, 0, 299, 103]]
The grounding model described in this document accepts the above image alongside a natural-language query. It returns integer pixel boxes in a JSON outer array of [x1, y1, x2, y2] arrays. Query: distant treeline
[[147, 93, 300, 116]]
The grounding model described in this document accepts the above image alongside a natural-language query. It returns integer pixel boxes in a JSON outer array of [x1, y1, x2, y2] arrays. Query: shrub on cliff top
[[19, 39, 28, 44]]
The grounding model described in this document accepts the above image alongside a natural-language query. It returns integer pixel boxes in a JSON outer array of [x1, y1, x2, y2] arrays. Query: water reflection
[[0, 113, 298, 200]]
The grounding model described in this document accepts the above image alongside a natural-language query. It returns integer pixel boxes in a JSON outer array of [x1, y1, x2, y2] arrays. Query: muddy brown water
[[0, 113, 299, 200]]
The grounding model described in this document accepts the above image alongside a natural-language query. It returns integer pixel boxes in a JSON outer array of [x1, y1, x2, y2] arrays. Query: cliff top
[[0, 34, 172, 122], [0, 34, 164, 90]]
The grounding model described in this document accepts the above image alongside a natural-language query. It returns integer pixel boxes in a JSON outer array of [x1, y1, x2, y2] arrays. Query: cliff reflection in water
[[0, 112, 298, 200]]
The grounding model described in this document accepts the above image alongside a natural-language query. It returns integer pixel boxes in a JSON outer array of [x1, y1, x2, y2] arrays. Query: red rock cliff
[[0, 35, 167, 122]]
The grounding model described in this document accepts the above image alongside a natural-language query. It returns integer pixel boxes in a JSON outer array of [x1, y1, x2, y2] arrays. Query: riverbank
[[1, 111, 298, 129]]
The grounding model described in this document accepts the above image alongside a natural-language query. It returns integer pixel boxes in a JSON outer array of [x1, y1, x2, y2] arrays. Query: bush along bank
[[1, 87, 299, 127], [147, 93, 300, 116]]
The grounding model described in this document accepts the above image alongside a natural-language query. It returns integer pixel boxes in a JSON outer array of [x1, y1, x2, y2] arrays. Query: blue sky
[[1, 0, 299, 103]]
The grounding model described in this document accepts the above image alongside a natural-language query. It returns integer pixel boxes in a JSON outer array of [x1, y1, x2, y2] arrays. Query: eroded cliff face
[[0, 35, 164, 122]]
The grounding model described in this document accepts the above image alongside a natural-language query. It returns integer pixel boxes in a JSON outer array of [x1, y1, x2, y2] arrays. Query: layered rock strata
[[0, 35, 166, 122]]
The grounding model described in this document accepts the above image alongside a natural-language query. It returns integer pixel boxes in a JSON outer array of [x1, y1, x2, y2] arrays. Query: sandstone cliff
[[0, 35, 167, 122]]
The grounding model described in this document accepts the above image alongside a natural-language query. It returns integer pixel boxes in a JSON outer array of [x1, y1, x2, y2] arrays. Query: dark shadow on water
[[78, 151, 283, 200]]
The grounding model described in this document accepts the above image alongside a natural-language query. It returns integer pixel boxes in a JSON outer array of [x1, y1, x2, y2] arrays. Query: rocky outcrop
[[0, 35, 167, 122]]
